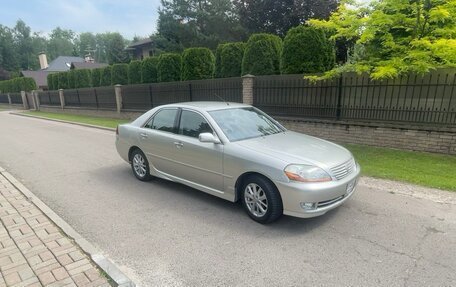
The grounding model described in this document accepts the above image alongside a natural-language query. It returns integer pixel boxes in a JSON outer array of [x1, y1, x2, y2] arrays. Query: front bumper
[[275, 164, 361, 218]]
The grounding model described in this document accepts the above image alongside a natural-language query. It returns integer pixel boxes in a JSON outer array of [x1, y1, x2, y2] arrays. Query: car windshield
[[208, 107, 285, 142]]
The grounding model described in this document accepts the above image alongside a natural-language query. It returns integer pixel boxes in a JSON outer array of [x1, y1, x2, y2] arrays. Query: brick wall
[[279, 117, 456, 155]]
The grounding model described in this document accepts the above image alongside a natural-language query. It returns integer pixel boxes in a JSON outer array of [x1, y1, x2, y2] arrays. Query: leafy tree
[[242, 33, 282, 75], [91, 68, 102, 87], [111, 64, 129, 85], [281, 26, 335, 74], [100, 66, 112, 86], [128, 60, 142, 84], [47, 27, 76, 60], [76, 32, 97, 58], [157, 53, 182, 82], [0, 25, 18, 72], [310, 0, 456, 79], [104, 33, 130, 64], [220, 42, 245, 77], [141, 57, 159, 83], [181, 48, 215, 80], [234, 0, 338, 37]]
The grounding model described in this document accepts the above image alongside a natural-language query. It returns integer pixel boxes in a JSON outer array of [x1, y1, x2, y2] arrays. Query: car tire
[[241, 175, 283, 224], [130, 149, 151, 181]]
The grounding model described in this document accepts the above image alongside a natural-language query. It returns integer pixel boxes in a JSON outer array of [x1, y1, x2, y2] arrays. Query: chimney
[[38, 52, 48, 70]]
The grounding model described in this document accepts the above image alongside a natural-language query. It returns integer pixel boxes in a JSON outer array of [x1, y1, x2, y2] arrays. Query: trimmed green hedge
[[58, 72, 69, 89], [181, 48, 215, 81], [68, 70, 77, 89], [0, 77, 37, 93], [215, 44, 225, 78], [47, 74, 54, 90], [128, 60, 142, 84], [220, 42, 245, 78], [281, 26, 335, 74], [111, 64, 128, 85], [100, 66, 112, 86], [91, 68, 102, 87], [158, 53, 182, 82], [242, 33, 282, 76], [51, 73, 59, 90], [141, 57, 159, 83], [74, 69, 91, 88]]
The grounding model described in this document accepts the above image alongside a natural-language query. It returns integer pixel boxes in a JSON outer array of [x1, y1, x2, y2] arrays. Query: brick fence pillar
[[7, 93, 12, 106], [33, 91, 40, 111], [59, 89, 65, 109], [21, 91, 29, 109], [242, 74, 255, 105], [115, 84, 122, 113]]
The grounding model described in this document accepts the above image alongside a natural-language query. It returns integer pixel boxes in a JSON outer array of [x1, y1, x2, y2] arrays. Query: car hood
[[234, 131, 352, 169]]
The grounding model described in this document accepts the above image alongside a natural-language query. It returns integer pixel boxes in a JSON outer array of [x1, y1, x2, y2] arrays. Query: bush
[[58, 72, 69, 89], [74, 69, 91, 88], [68, 70, 76, 89], [215, 44, 225, 78], [141, 57, 159, 83], [91, 68, 102, 87], [220, 42, 245, 78], [181, 48, 215, 80], [51, 73, 59, 90], [157, 53, 182, 82], [0, 77, 36, 92], [111, 64, 128, 85], [22, 77, 37, 91], [128, 60, 142, 84], [281, 26, 335, 74], [100, 66, 112, 86], [47, 74, 54, 90], [242, 33, 282, 75]]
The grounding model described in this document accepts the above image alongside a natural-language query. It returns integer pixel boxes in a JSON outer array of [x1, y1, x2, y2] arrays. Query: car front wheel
[[241, 175, 283, 224], [130, 149, 151, 181]]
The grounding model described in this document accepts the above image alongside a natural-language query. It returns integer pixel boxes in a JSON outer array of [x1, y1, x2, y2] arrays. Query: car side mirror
[[199, 133, 221, 144]]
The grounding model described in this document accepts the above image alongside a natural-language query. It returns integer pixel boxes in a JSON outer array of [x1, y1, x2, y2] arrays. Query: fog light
[[300, 202, 317, 210]]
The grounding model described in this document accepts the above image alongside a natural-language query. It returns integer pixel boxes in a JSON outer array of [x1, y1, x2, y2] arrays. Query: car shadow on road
[[95, 165, 342, 236]]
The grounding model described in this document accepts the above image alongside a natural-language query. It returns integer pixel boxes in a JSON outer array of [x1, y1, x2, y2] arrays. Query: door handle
[[140, 133, 148, 138], [173, 141, 183, 148]]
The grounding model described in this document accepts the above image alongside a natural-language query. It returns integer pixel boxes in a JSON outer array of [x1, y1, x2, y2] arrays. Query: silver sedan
[[116, 102, 360, 223]]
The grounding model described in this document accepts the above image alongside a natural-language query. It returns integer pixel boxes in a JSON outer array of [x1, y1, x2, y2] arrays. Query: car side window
[[145, 109, 177, 133], [178, 110, 213, 138]]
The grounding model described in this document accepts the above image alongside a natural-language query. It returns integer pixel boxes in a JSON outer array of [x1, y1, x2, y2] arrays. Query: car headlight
[[284, 164, 332, 182]]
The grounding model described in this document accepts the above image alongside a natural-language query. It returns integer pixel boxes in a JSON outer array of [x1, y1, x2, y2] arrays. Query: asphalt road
[[1, 111, 455, 287]]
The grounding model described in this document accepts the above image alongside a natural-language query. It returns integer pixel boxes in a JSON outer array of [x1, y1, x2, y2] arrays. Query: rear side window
[[145, 109, 177, 133], [178, 110, 212, 138]]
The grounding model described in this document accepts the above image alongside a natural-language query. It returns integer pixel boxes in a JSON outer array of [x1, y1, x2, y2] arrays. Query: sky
[[0, 0, 161, 39]]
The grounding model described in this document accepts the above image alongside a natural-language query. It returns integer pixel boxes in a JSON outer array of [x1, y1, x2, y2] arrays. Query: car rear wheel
[[131, 149, 151, 181], [241, 175, 283, 224]]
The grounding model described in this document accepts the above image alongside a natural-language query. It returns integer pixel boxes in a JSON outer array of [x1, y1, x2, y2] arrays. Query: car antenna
[[213, 93, 229, 105]]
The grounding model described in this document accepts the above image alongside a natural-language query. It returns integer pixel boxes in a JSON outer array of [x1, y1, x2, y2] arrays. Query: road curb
[[10, 112, 117, 132], [0, 166, 137, 287]]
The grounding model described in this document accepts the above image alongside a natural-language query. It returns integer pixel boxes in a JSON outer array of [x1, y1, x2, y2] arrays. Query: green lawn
[[345, 144, 456, 191], [23, 111, 130, 129]]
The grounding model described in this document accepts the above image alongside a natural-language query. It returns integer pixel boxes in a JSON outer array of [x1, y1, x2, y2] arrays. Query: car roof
[[161, 101, 251, 111]]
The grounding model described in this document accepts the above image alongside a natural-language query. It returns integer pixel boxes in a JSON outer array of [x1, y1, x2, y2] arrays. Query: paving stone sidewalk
[[0, 173, 111, 287]]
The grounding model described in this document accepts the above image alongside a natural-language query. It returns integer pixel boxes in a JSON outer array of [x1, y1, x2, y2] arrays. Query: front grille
[[330, 158, 356, 180], [317, 195, 345, 208]]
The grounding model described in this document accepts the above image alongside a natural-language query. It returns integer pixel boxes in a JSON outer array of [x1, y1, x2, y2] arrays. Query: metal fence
[[9, 92, 23, 104], [64, 87, 117, 110], [38, 91, 60, 106], [254, 70, 456, 125], [122, 77, 242, 111], [0, 94, 8, 103]]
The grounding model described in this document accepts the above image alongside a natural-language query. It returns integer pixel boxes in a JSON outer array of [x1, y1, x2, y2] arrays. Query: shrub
[[215, 44, 225, 78], [22, 77, 37, 91], [47, 74, 54, 90], [100, 66, 112, 86], [111, 63, 128, 85], [0, 77, 36, 92], [281, 26, 335, 74], [242, 33, 282, 75], [181, 48, 215, 80], [58, 72, 69, 89], [68, 70, 76, 89], [74, 69, 91, 88], [220, 42, 245, 78], [141, 57, 159, 83], [157, 53, 182, 82], [52, 73, 59, 90], [128, 60, 142, 84], [91, 68, 102, 87]]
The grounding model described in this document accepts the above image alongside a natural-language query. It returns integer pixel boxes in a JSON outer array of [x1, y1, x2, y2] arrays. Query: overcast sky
[[0, 0, 161, 39]]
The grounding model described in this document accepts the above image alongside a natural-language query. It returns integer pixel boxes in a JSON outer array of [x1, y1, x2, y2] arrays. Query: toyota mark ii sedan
[[116, 102, 360, 223]]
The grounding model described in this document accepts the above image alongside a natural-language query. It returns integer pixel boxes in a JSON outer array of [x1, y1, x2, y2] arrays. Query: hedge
[[0, 77, 37, 93], [111, 64, 128, 85], [220, 42, 245, 78], [242, 33, 282, 76], [100, 66, 112, 86], [128, 60, 142, 84], [157, 53, 182, 82], [74, 69, 91, 88], [58, 72, 69, 89], [141, 57, 159, 83], [281, 26, 335, 74], [181, 48, 215, 81], [215, 44, 225, 78], [91, 68, 102, 87], [68, 70, 76, 89], [47, 74, 55, 90]]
